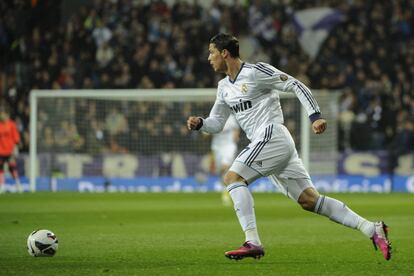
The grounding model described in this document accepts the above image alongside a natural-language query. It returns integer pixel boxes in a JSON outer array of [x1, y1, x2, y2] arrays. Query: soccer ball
[[27, 229, 58, 257]]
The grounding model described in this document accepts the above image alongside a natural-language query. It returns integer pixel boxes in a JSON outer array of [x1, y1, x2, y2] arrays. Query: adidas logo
[[256, 161, 263, 167]]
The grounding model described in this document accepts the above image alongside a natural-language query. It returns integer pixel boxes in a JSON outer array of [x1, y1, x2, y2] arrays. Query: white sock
[[227, 182, 261, 245], [314, 195, 375, 238], [358, 220, 375, 238]]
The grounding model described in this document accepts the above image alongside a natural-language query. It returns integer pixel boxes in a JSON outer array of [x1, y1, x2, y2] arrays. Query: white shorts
[[229, 124, 314, 200]]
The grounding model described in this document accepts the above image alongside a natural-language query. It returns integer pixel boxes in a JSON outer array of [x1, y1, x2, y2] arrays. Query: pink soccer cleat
[[225, 242, 265, 260], [371, 221, 392, 260]]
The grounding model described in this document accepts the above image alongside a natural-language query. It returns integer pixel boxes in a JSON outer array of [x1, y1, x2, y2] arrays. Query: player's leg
[[270, 124, 391, 260], [221, 124, 296, 259], [271, 163, 391, 260], [222, 169, 264, 259], [300, 186, 390, 260], [301, 186, 375, 234], [223, 135, 272, 259], [270, 124, 377, 238], [223, 171, 261, 246], [271, 175, 376, 236], [7, 158, 22, 193]]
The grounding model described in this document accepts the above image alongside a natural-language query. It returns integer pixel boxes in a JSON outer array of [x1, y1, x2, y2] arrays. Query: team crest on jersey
[[241, 84, 248, 93], [280, 74, 288, 81]]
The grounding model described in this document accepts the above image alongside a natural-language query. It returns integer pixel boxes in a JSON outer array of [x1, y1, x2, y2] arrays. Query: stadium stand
[[0, 0, 413, 155]]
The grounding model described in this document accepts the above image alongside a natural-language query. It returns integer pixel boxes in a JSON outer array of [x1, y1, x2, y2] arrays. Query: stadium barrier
[[4, 152, 414, 193], [2, 175, 414, 193]]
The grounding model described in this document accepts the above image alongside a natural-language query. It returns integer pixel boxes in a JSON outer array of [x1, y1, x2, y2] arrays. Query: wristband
[[309, 113, 321, 123], [195, 118, 203, 130]]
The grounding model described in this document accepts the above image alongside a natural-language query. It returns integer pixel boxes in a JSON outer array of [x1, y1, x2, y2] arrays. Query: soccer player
[[211, 114, 240, 205], [187, 33, 391, 261], [0, 107, 23, 193]]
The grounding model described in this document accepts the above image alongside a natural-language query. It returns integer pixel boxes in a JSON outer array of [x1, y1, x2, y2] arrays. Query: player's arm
[[283, 79, 327, 134], [187, 100, 230, 133], [283, 77, 327, 134], [254, 63, 326, 134]]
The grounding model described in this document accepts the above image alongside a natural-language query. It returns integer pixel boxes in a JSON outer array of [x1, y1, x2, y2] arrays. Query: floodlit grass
[[0, 192, 413, 275]]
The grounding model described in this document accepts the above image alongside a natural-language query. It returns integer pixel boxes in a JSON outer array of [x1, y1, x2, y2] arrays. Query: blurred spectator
[[54, 120, 84, 152], [96, 42, 114, 68], [105, 107, 128, 136], [105, 107, 128, 153], [388, 111, 414, 175], [92, 20, 112, 48]]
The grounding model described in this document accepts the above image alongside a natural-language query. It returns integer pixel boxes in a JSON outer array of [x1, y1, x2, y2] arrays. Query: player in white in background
[[211, 114, 240, 206], [187, 33, 391, 261]]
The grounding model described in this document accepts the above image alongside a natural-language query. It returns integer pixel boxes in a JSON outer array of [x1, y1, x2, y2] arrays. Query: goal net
[[29, 89, 338, 191]]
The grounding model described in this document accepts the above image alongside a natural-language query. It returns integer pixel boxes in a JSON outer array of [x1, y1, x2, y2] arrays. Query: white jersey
[[211, 114, 239, 150], [200, 62, 321, 141]]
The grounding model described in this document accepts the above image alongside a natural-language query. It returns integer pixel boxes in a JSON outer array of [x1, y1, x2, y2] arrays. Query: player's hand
[[187, 116, 202, 130], [312, 118, 327, 134]]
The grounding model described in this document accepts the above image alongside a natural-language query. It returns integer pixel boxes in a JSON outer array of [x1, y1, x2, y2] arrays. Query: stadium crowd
[[0, 0, 413, 154]]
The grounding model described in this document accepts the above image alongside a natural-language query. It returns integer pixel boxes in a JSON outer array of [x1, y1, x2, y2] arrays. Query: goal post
[[29, 89, 337, 192]]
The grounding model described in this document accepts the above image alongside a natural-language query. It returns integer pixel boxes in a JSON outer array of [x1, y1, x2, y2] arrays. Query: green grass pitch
[[0, 192, 413, 275]]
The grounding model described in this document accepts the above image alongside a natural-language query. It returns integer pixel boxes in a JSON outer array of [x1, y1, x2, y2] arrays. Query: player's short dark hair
[[210, 33, 240, 58]]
